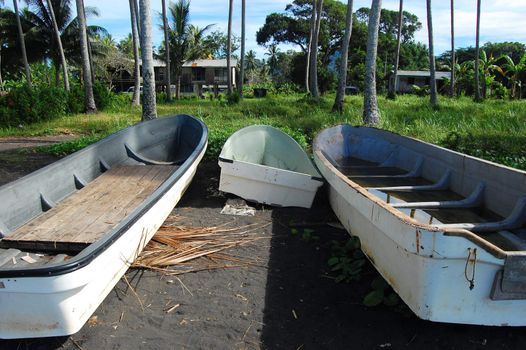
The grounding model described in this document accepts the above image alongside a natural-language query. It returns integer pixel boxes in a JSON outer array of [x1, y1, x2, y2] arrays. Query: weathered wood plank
[[0, 165, 174, 252]]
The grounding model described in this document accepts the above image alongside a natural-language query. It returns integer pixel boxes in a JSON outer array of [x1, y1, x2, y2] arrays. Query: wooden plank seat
[[0, 165, 174, 252]]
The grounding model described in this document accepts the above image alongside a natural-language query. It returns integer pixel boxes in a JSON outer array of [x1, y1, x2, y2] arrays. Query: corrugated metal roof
[[397, 70, 451, 78], [182, 59, 238, 68]]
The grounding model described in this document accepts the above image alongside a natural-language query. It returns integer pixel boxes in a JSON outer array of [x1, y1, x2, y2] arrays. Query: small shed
[[390, 70, 451, 93]]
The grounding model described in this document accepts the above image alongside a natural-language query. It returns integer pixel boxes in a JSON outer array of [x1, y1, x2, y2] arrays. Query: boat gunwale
[[0, 114, 208, 278], [218, 157, 324, 182], [313, 124, 526, 259]]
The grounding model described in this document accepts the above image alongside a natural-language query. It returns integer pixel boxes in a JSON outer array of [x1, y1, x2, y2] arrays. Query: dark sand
[[1, 152, 525, 350]]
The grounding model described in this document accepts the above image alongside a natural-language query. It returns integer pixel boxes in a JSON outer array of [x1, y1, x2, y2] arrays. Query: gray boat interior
[[219, 125, 321, 177], [316, 125, 526, 252], [0, 115, 205, 271]]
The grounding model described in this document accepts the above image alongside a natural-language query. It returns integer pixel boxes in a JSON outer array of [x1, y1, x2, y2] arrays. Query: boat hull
[[219, 160, 322, 208], [314, 126, 526, 326], [0, 143, 205, 339]]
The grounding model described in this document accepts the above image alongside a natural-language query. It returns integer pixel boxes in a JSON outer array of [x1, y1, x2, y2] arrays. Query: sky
[[9, 0, 526, 58]]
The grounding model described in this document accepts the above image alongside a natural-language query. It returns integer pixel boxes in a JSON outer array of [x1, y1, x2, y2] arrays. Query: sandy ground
[[0, 135, 77, 152], [0, 150, 526, 350]]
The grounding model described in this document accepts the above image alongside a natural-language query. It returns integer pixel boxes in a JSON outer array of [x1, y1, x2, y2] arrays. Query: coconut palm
[[387, 0, 402, 99], [450, 0, 455, 97], [332, 0, 354, 113], [23, 0, 106, 86], [474, 0, 481, 101], [265, 43, 279, 77], [13, 0, 31, 87], [226, 0, 233, 93], [159, 0, 213, 98], [45, 0, 69, 91], [426, 0, 437, 108], [75, 0, 95, 112], [245, 49, 257, 83], [238, 0, 245, 96], [363, 0, 382, 125], [129, 0, 140, 106], [161, 0, 171, 101], [139, 0, 156, 120], [309, 0, 323, 99]]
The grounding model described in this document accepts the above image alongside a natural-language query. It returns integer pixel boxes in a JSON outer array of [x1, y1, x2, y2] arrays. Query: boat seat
[[391, 183, 485, 209], [435, 197, 526, 233], [371, 170, 452, 192], [0, 165, 174, 252]]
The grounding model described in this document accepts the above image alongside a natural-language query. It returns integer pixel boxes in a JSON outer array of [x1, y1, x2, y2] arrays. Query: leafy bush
[[226, 90, 241, 104], [67, 83, 85, 114], [0, 85, 67, 127], [93, 81, 113, 110]]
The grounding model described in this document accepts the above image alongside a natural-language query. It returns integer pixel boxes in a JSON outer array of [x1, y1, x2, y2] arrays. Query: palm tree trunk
[[227, 0, 234, 94], [239, 0, 246, 97], [129, 0, 141, 107], [13, 0, 32, 88], [305, 0, 315, 93], [332, 0, 354, 113], [474, 0, 481, 101], [139, 0, 157, 120], [309, 0, 323, 99], [0, 46, 4, 91], [426, 0, 438, 108], [76, 0, 96, 113], [388, 0, 403, 99], [450, 0, 455, 97], [134, 0, 141, 38], [363, 0, 382, 125], [47, 0, 69, 91], [161, 0, 172, 101], [87, 39, 95, 83]]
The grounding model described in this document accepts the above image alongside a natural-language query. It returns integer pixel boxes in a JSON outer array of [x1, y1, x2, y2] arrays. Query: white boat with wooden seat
[[218, 125, 323, 208], [314, 125, 526, 326], [0, 114, 207, 339]]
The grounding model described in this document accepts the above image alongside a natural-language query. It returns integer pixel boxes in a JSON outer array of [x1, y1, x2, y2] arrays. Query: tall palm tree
[[139, 0, 156, 120], [129, 0, 140, 106], [363, 0, 382, 125], [388, 0, 402, 99], [226, 0, 233, 94], [474, 0, 481, 101], [161, 0, 213, 99], [13, 0, 31, 88], [265, 43, 279, 77], [161, 0, 171, 101], [450, 0, 455, 97], [76, 0, 96, 112], [426, 0, 437, 108], [245, 49, 257, 83], [332, 0, 354, 113], [46, 0, 69, 91], [238, 0, 245, 96], [309, 0, 323, 99]]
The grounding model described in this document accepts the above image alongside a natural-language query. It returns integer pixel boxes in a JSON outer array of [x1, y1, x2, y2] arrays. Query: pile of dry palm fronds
[[133, 220, 270, 275]]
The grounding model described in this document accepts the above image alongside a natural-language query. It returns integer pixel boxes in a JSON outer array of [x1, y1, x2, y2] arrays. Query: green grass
[[2, 94, 525, 169]]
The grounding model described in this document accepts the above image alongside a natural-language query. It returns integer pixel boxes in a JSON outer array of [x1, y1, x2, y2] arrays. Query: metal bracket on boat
[[40, 193, 56, 212], [400, 157, 424, 178], [74, 174, 87, 189], [124, 143, 184, 166], [99, 158, 111, 173], [491, 254, 526, 300], [391, 182, 485, 209], [372, 169, 451, 192], [436, 197, 526, 233]]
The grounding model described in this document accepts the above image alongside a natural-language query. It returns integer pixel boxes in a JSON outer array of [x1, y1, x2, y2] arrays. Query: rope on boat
[[464, 247, 477, 290]]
